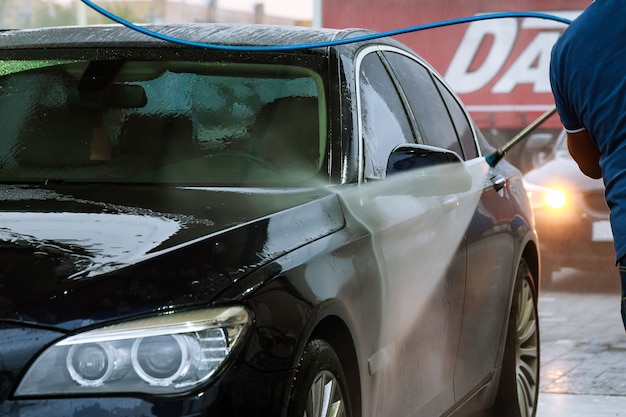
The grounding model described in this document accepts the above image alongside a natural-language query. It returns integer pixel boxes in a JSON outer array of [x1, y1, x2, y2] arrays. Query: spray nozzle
[[485, 150, 504, 168]]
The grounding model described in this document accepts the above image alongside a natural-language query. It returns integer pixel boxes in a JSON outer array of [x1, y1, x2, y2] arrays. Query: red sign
[[323, 1, 589, 131]]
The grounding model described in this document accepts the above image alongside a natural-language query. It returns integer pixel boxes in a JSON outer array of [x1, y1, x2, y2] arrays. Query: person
[[549, 0, 626, 330]]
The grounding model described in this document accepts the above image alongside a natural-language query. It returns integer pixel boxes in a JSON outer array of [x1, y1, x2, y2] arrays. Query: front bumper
[[2, 362, 295, 417], [534, 206, 615, 271]]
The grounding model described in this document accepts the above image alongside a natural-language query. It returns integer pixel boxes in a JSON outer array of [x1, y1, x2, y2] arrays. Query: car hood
[[0, 184, 343, 330], [523, 154, 605, 191]]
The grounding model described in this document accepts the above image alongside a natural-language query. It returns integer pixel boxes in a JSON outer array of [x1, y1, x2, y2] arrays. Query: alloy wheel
[[515, 278, 540, 417], [304, 370, 346, 417]]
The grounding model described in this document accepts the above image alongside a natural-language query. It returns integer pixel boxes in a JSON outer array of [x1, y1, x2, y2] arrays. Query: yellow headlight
[[545, 189, 566, 209], [524, 181, 568, 210]]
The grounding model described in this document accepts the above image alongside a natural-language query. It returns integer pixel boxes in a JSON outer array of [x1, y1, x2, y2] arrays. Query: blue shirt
[[550, 0, 626, 263]]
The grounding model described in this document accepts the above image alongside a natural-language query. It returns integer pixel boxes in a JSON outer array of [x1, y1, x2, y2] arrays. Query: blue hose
[[81, 0, 571, 51]]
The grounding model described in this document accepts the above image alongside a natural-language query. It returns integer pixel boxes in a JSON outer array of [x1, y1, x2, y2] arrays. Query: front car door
[[353, 46, 470, 416], [383, 49, 519, 402]]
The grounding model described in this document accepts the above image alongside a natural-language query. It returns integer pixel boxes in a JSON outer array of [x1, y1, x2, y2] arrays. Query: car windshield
[[0, 59, 326, 186]]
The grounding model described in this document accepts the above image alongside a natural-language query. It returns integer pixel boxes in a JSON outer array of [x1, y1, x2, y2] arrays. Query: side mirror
[[387, 144, 462, 175], [385, 144, 472, 195]]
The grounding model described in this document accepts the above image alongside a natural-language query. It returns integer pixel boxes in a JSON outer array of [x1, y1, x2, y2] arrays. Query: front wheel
[[287, 339, 352, 417], [493, 260, 540, 417]]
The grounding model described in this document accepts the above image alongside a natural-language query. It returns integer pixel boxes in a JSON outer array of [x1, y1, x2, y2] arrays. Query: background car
[[0, 23, 539, 417], [523, 130, 616, 286]]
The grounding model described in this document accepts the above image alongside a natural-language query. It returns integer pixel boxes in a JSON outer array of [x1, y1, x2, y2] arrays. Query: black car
[[524, 131, 615, 285], [0, 24, 540, 417]]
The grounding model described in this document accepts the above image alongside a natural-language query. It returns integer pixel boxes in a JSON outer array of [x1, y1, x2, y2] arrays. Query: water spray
[[485, 106, 558, 168]]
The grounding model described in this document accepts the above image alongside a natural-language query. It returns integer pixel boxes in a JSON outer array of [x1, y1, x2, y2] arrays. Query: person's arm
[[566, 129, 602, 179]]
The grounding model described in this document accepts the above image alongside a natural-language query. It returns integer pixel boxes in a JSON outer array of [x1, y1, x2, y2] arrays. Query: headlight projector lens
[[67, 343, 130, 387], [131, 335, 200, 385]]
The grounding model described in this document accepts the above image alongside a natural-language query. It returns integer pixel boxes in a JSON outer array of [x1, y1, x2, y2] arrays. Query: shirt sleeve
[[549, 45, 585, 132]]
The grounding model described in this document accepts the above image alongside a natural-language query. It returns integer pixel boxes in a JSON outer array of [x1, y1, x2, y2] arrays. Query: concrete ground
[[536, 268, 626, 416]]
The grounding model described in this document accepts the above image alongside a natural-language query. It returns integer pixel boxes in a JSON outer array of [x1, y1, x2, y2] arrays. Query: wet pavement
[[537, 267, 626, 416]]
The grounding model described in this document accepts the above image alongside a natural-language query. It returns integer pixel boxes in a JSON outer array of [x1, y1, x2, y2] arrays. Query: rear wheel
[[287, 339, 352, 417], [493, 260, 540, 417]]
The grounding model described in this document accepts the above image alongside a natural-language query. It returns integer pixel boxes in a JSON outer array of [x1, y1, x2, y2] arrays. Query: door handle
[[491, 174, 506, 195], [441, 195, 460, 212]]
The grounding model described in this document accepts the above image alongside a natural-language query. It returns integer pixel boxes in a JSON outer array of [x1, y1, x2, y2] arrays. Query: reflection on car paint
[[0, 212, 181, 278]]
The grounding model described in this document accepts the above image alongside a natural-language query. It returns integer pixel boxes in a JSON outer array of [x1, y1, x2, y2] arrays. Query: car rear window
[[0, 60, 326, 186]]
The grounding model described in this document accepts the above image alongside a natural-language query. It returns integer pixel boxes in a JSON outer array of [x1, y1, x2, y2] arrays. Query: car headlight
[[15, 307, 249, 397], [523, 180, 567, 210]]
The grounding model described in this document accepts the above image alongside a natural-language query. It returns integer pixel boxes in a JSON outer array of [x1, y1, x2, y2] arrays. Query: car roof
[[0, 23, 385, 52]]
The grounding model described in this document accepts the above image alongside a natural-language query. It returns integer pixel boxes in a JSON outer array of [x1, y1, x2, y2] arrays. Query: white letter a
[[445, 19, 518, 94]]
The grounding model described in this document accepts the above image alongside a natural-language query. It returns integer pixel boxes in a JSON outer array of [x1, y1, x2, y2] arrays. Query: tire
[[287, 339, 352, 417], [492, 260, 540, 417]]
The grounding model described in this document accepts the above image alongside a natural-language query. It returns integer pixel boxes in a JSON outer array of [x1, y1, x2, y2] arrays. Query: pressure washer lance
[[485, 106, 557, 168]]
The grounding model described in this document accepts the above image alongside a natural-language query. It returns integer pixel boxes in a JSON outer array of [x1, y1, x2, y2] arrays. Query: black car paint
[[0, 185, 345, 413], [0, 24, 539, 417], [0, 184, 343, 327]]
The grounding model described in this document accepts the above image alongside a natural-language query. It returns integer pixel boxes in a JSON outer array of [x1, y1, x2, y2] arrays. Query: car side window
[[433, 77, 479, 159], [358, 51, 415, 180], [383, 51, 464, 158]]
